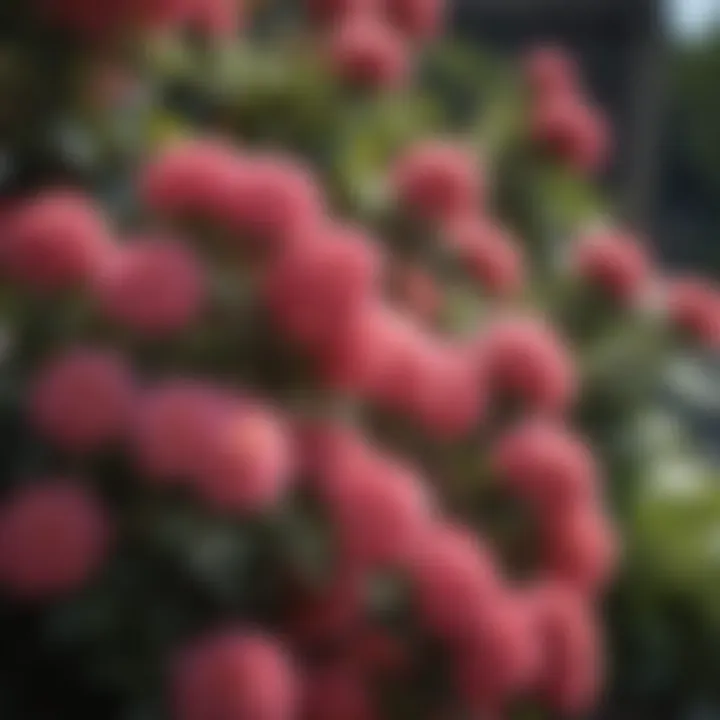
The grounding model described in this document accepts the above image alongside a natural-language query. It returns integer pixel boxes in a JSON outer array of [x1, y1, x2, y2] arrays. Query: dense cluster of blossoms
[[1, 1, 719, 719]]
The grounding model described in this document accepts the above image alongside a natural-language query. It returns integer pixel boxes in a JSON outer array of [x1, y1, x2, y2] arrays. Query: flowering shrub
[[0, 0, 719, 719]]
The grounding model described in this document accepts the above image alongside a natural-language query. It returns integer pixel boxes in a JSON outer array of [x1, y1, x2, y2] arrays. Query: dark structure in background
[[452, 0, 665, 232]]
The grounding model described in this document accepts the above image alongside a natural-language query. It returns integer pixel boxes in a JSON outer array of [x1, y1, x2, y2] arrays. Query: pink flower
[[393, 140, 482, 221], [131, 380, 230, 483], [384, 0, 444, 40], [528, 582, 604, 715], [531, 94, 611, 174], [666, 277, 720, 349], [302, 663, 376, 720], [391, 263, 442, 322], [171, 631, 297, 720], [542, 507, 619, 597], [265, 223, 382, 352], [477, 316, 578, 415], [329, 14, 409, 90], [413, 343, 485, 439], [0, 482, 111, 599], [446, 215, 525, 297], [93, 236, 205, 335], [524, 45, 578, 99], [38, 0, 191, 39], [225, 154, 324, 253], [1, 190, 112, 292], [184, 0, 243, 38], [317, 436, 433, 566], [192, 404, 294, 514], [305, 0, 378, 25], [29, 347, 135, 454], [139, 138, 241, 221], [406, 522, 501, 642], [492, 420, 598, 512], [454, 592, 540, 709], [572, 229, 651, 304]]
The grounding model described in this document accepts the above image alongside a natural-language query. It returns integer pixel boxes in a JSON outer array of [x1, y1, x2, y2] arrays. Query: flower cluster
[[525, 46, 611, 174], [1, 3, 719, 719]]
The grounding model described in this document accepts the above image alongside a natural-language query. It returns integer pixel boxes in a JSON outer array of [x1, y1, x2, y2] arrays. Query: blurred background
[[1, 1, 719, 718]]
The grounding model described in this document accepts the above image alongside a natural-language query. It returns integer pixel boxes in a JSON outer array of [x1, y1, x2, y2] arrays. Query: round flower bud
[[492, 420, 598, 512], [329, 14, 409, 90], [531, 94, 610, 174], [665, 277, 720, 349], [319, 439, 433, 566], [455, 592, 540, 708], [0, 482, 111, 599], [265, 223, 382, 352], [542, 507, 618, 597], [393, 140, 482, 221], [572, 229, 650, 305], [93, 236, 205, 335], [529, 582, 604, 715], [524, 45, 579, 99], [446, 215, 525, 297], [414, 343, 485, 440], [385, 0, 444, 41], [193, 404, 293, 514], [29, 347, 135, 454], [305, 0, 378, 25], [139, 138, 241, 221], [131, 381, 230, 483], [390, 263, 442, 322], [171, 631, 297, 720], [477, 316, 577, 415], [407, 522, 501, 642], [1, 190, 112, 292], [228, 155, 324, 252]]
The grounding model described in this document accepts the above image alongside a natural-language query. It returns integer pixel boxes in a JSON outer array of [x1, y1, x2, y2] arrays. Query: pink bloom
[[666, 277, 720, 349], [193, 404, 293, 513], [406, 522, 501, 642], [227, 154, 324, 252], [528, 582, 604, 715], [524, 45, 579, 99], [317, 438, 433, 566], [329, 14, 409, 90], [305, 0, 379, 25], [384, 0, 444, 40], [139, 138, 241, 221], [531, 94, 611, 174], [0, 481, 111, 599], [265, 223, 382, 352], [542, 507, 619, 597], [477, 316, 578, 415], [1, 190, 112, 292], [413, 342, 485, 439], [391, 263, 442, 322], [172, 631, 297, 720], [302, 663, 376, 720], [93, 236, 205, 335], [393, 140, 482, 221], [29, 347, 135, 454], [573, 229, 651, 304], [131, 380, 230, 483], [184, 0, 243, 38], [492, 420, 598, 512], [446, 215, 525, 297], [38, 0, 191, 39], [454, 592, 540, 709]]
